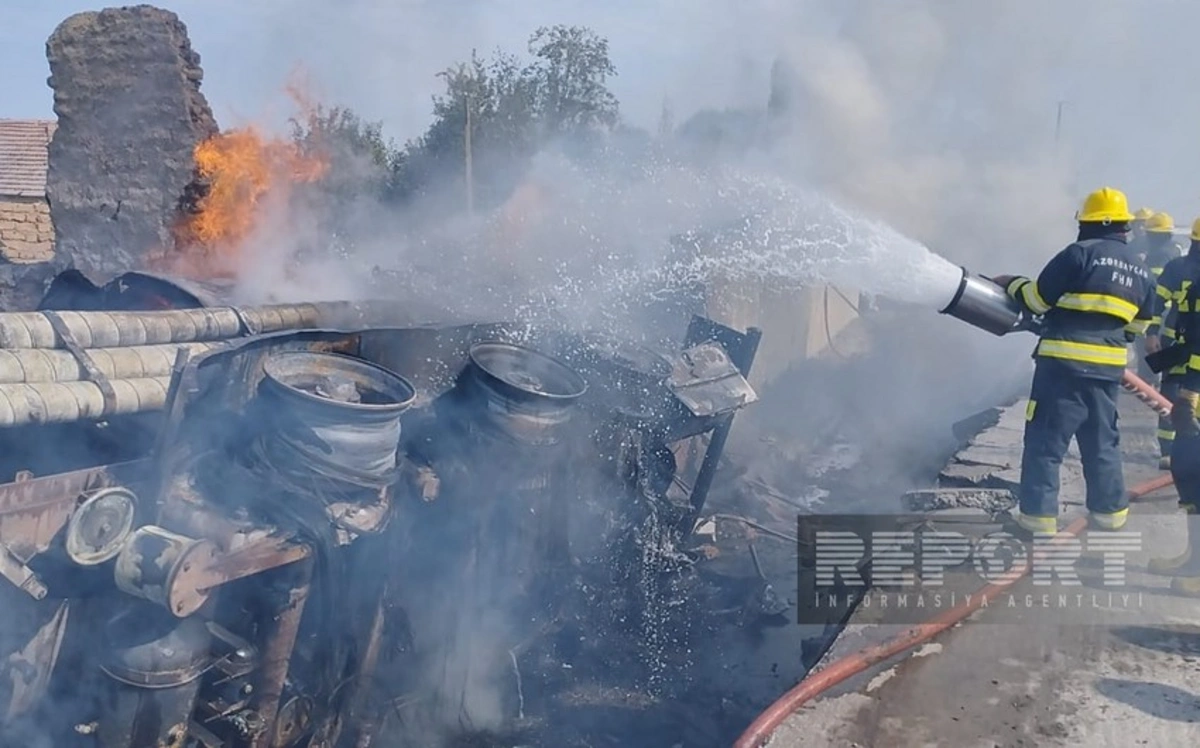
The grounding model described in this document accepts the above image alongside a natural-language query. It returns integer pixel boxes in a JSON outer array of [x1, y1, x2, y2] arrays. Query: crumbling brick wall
[[0, 197, 55, 264], [45, 5, 218, 277]]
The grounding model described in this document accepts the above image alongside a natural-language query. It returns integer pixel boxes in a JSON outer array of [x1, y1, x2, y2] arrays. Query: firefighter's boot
[[1149, 507, 1200, 597]]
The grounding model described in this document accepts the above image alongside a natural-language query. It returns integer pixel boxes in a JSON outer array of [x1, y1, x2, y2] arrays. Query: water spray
[[939, 267, 1041, 336]]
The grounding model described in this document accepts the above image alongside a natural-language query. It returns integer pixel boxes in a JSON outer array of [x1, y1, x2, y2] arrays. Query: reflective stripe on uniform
[[1177, 282, 1193, 311], [1189, 354, 1200, 373], [1037, 339, 1128, 366], [1158, 428, 1176, 441], [1015, 280, 1052, 314], [1152, 267, 1166, 276], [1158, 284, 1174, 300], [1125, 319, 1150, 335], [1055, 292, 1139, 322], [1090, 508, 1129, 530], [1017, 513, 1058, 534]]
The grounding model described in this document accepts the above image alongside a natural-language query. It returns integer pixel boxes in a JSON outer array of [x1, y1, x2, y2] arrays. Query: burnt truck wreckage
[[0, 269, 765, 747]]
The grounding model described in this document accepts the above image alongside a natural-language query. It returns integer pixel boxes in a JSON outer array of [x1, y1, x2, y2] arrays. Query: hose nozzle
[[940, 267, 1034, 336]]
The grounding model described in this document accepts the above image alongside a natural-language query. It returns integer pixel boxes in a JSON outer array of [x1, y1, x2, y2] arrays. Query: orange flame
[[156, 125, 329, 280]]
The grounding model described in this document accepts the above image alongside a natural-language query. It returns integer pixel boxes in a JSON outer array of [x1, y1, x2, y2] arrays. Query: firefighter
[[1130, 206, 1156, 261], [1143, 212, 1183, 278], [1148, 260, 1200, 595], [1145, 216, 1200, 468], [1131, 210, 1170, 382], [992, 187, 1156, 535]]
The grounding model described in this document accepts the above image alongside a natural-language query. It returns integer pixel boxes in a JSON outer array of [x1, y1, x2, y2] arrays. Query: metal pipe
[[347, 596, 389, 747], [0, 342, 219, 383], [0, 377, 170, 426], [251, 558, 313, 748], [939, 267, 1033, 336], [0, 302, 349, 349]]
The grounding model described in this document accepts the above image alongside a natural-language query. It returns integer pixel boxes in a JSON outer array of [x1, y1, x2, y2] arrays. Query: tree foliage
[[400, 25, 620, 206], [289, 104, 406, 200], [288, 24, 621, 209], [526, 25, 619, 135]]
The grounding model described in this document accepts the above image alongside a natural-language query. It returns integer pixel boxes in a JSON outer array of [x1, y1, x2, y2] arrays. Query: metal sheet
[[1, 599, 69, 721], [668, 342, 758, 417]]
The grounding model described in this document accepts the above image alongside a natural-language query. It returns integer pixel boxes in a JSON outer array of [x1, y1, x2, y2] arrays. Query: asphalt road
[[768, 391, 1200, 748]]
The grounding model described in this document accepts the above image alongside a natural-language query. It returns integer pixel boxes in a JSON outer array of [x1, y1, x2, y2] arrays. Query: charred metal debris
[[0, 270, 764, 747]]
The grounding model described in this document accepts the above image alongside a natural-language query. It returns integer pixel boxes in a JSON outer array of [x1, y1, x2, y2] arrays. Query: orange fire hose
[[732, 474, 1176, 748], [1121, 369, 1174, 417]]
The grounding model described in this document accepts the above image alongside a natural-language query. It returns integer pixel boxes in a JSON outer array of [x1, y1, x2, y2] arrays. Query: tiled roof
[[0, 119, 56, 198]]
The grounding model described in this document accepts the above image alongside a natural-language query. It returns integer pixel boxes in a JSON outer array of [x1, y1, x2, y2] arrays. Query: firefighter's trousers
[[1160, 376, 1182, 458], [1019, 364, 1126, 522], [1172, 428, 1200, 511]]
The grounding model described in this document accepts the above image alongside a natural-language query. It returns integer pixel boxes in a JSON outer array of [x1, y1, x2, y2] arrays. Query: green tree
[[526, 25, 619, 135], [399, 25, 620, 208], [289, 104, 405, 199]]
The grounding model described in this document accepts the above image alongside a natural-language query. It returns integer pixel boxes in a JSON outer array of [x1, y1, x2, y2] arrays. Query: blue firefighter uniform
[[1134, 213, 1181, 386], [1147, 240, 1200, 592], [1170, 309, 1200, 514], [998, 188, 1155, 535], [1146, 237, 1200, 464]]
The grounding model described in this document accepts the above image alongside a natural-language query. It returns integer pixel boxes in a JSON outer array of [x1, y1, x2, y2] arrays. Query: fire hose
[[733, 380, 1175, 748], [1121, 368, 1174, 417]]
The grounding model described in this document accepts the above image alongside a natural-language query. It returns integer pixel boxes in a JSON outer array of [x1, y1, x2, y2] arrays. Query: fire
[[159, 126, 329, 279]]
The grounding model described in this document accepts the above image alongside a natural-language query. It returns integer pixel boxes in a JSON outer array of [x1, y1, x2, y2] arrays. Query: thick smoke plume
[[186, 0, 1190, 314]]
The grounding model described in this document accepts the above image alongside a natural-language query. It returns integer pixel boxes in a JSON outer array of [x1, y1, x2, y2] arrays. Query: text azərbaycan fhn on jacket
[[1005, 229, 1155, 380]]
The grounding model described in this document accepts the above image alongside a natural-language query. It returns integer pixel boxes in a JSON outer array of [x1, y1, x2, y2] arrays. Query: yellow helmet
[[1134, 207, 1156, 221], [1190, 218, 1200, 242], [1146, 212, 1175, 233], [1077, 187, 1136, 223]]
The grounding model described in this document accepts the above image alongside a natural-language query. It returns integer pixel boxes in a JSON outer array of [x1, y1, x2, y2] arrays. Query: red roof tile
[[0, 119, 57, 198]]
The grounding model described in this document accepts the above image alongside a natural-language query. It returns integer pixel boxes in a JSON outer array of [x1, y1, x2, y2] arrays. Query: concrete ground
[[767, 389, 1200, 748]]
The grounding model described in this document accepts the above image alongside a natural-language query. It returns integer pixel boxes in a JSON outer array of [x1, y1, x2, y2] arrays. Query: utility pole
[[464, 92, 474, 218], [1054, 101, 1067, 145]]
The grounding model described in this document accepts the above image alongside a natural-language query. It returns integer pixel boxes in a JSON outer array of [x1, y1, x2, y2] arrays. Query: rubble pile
[[46, 6, 218, 276]]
